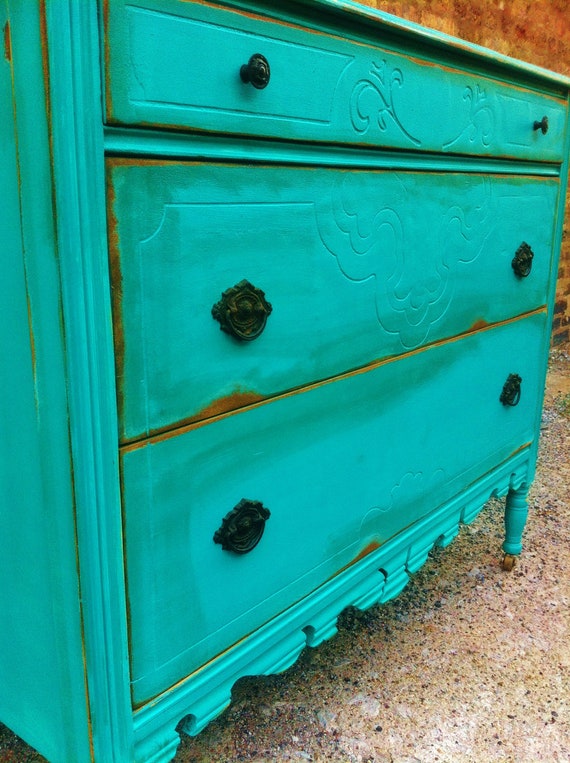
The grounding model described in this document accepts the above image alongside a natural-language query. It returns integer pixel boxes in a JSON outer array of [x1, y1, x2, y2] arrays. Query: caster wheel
[[502, 554, 517, 571]]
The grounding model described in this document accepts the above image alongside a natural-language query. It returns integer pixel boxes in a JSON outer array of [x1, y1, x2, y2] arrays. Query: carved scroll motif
[[316, 176, 493, 349], [349, 60, 421, 146], [378, 469, 447, 514], [358, 469, 447, 541], [443, 84, 494, 151]]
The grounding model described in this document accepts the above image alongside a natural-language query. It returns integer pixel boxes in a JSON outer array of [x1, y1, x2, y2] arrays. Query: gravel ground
[[1, 346, 569, 763]]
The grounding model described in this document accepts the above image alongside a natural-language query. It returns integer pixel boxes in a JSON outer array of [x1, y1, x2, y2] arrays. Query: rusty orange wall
[[360, 0, 570, 343]]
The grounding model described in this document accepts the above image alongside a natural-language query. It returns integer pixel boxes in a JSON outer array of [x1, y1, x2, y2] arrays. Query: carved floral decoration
[[443, 84, 494, 150], [349, 60, 420, 146], [316, 175, 493, 349]]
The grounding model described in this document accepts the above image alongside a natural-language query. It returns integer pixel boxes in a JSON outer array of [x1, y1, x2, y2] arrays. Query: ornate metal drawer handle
[[500, 373, 522, 406], [533, 116, 549, 134], [512, 242, 534, 278], [213, 499, 271, 554], [240, 54, 271, 89], [212, 279, 272, 341]]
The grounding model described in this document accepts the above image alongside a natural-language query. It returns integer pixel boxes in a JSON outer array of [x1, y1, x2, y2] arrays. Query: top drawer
[[102, 0, 568, 161]]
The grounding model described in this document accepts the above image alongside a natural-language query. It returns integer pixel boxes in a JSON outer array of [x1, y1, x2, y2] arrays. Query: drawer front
[[123, 312, 546, 703], [103, 1, 568, 161], [108, 160, 558, 441]]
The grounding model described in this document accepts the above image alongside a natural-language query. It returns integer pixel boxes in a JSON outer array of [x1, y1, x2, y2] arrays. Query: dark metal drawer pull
[[240, 54, 271, 89], [212, 279, 272, 341], [500, 374, 522, 407], [512, 242, 534, 278], [214, 499, 271, 554], [533, 116, 549, 134]]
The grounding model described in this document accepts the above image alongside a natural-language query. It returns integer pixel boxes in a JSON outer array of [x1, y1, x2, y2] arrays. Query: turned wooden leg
[[502, 483, 529, 571]]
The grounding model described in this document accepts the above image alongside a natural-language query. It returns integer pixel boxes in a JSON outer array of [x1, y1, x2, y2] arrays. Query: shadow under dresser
[[1, 0, 569, 761]]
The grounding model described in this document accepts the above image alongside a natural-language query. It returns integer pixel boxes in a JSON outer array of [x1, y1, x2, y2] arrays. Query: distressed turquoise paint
[[212, 0, 570, 94], [41, 2, 134, 761], [524, 93, 570, 490], [110, 161, 558, 441], [0, 3, 92, 761], [503, 484, 530, 556], [128, 447, 531, 747], [1, 1, 569, 761], [104, 0, 568, 160], [104, 125, 565, 176], [123, 311, 546, 703]]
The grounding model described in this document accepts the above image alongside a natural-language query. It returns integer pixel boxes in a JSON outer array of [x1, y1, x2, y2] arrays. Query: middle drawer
[[107, 160, 558, 442]]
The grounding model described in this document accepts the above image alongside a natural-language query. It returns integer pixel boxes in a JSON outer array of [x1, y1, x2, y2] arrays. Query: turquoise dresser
[[2, 0, 569, 760]]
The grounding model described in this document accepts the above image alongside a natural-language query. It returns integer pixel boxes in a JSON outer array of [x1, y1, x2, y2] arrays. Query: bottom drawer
[[122, 312, 546, 704]]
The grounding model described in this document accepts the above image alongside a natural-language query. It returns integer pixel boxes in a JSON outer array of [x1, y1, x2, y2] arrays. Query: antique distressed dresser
[[2, 0, 569, 760]]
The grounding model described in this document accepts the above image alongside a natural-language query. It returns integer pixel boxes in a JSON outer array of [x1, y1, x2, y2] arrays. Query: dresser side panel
[[42, 0, 136, 760], [0, 4, 93, 761], [526, 94, 570, 484]]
